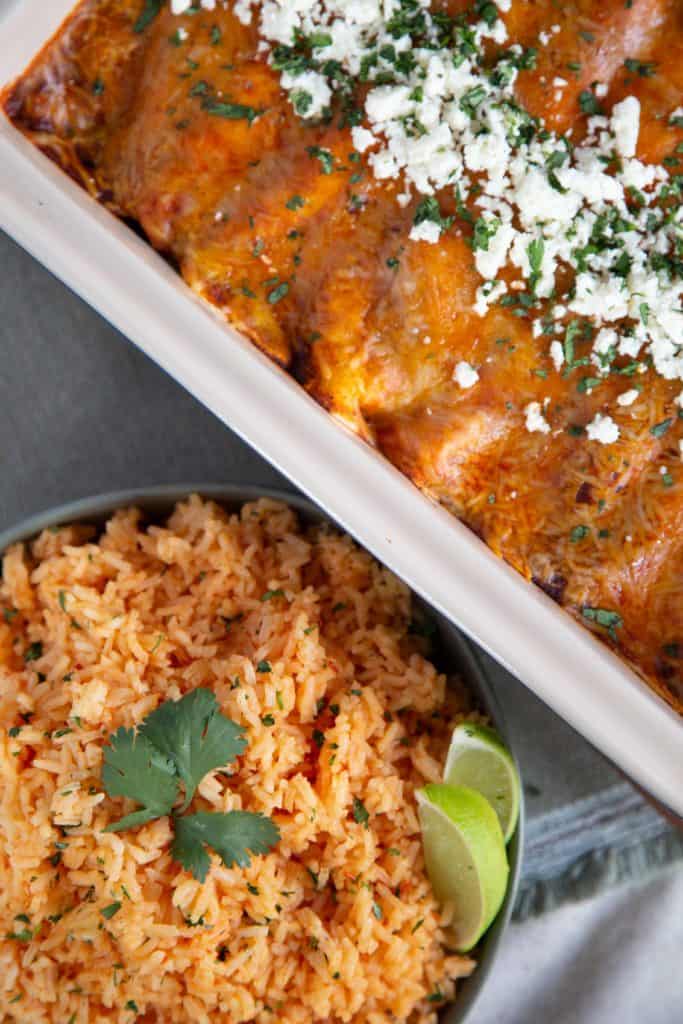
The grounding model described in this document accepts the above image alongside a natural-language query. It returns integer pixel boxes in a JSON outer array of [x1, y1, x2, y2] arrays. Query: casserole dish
[[0, 482, 523, 1023], [0, 0, 681, 816]]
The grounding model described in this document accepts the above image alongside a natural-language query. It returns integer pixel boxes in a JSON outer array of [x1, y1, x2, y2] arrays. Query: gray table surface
[[2, 228, 680, 1021]]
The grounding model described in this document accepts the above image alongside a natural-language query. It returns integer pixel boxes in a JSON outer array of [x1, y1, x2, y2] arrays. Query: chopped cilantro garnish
[[267, 282, 289, 304], [527, 237, 544, 293], [352, 796, 370, 829], [460, 84, 487, 117], [578, 89, 603, 115], [312, 729, 325, 749], [624, 58, 657, 78], [576, 376, 602, 393], [581, 606, 623, 640], [201, 97, 261, 123], [650, 419, 672, 438], [413, 196, 453, 233], [470, 215, 500, 252], [24, 642, 43, 662], [133, 0, 162, 34], [307, 146, 334, 174], [101, 901, 122, 920]]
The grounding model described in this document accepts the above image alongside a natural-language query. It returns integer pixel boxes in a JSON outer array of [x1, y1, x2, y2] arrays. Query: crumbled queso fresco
[[173, 0, 683, 445]]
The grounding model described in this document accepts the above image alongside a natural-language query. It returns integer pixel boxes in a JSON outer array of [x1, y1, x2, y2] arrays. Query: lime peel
[[417, 783, 509, 952], [444, 722, 520, 843]]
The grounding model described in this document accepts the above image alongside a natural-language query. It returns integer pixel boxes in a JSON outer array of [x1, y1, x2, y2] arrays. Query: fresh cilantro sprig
[[101, 689, 279, 880], [138, 688, 246, 811], [102, 729, 178, 832], [172, 811, 280, 884]]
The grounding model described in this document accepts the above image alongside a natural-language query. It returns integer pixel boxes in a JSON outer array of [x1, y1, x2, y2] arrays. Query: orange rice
[[0, 496, 478, 1023]]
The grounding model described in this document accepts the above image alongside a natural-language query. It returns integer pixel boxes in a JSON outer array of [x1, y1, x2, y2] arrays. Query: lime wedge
[[443, 722, 520, 843], [417, 783, 508, 952]]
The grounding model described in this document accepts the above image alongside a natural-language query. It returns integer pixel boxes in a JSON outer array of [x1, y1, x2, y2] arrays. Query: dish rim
[[0, 0, 681, 819], [0, 482, 524, 1024]]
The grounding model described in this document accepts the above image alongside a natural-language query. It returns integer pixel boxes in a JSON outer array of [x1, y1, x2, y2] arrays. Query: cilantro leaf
[[352, 796, 370, 829], [527, 237, 544, 294], [171, 811, 281, 882], [102, 728, 179, 832], [138, 688, 246, 811], [581, 606, 623, 641], [133, 0, 162, 34]]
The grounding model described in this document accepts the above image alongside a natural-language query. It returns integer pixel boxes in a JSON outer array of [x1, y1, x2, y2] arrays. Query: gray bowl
[[0, 484, 523, 1023]]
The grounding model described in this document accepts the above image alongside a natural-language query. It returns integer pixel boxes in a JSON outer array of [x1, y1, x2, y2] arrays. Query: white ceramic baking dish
[[1, 0, 681, 815]]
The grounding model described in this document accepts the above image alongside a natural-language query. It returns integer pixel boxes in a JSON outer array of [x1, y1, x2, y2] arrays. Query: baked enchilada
[[4, 0, 683, 713]]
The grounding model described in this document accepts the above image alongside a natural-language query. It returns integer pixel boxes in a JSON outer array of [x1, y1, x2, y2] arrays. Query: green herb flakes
[[352, 796, 370, 829], [201, 97, 261, 123], [24, 642, 43, 663], [307, 146, 334, 174], [133, 0, 162, 34], [578, 89, 603, 115], [267, 282, 289, 304], [581, 606, 623, 640], [650, 419, 672, 439]]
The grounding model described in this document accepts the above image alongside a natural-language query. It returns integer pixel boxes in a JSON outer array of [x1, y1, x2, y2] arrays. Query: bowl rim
[[0, 483, 523, 1023]]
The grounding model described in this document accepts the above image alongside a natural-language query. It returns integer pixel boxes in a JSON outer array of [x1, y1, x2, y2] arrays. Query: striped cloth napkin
[[473, 649, 682, 919]]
